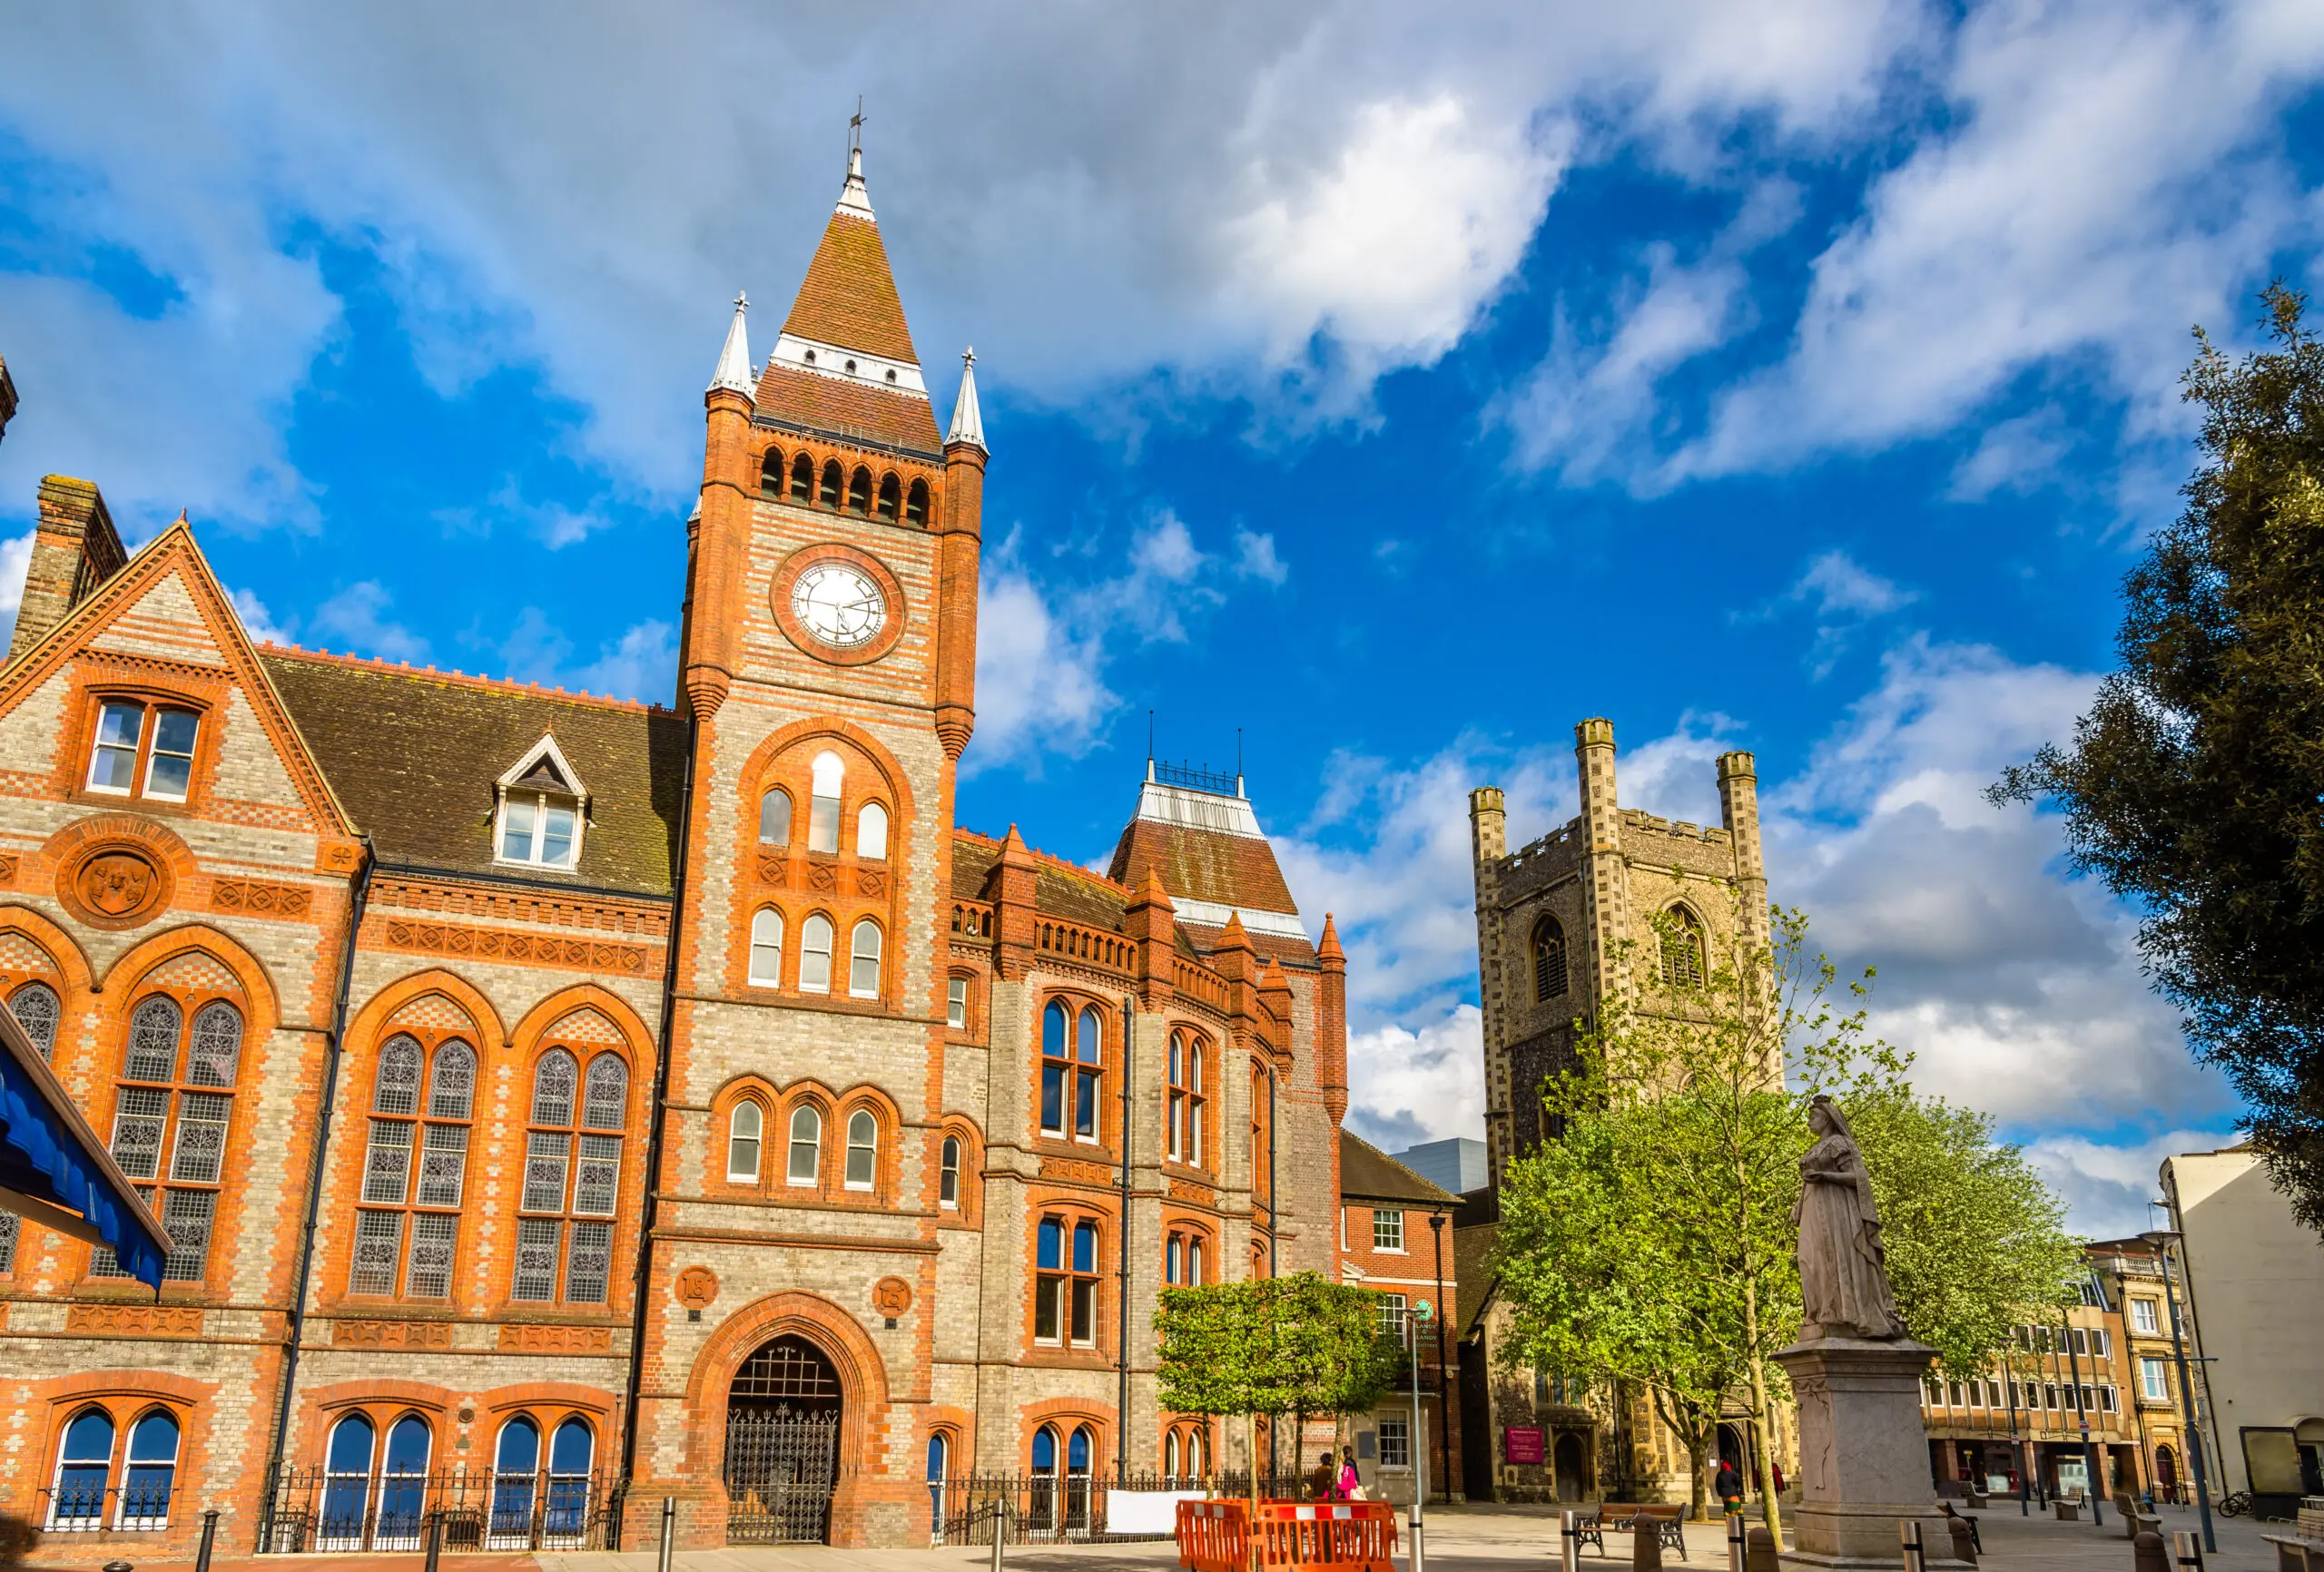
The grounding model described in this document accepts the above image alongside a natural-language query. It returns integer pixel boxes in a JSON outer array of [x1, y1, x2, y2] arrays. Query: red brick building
[[0, 151, 1347, 1553], [1334, 1134, 1460, 1505]]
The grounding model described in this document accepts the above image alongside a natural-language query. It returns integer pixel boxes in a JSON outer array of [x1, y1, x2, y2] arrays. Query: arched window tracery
[[98, 989, 242, 1282]]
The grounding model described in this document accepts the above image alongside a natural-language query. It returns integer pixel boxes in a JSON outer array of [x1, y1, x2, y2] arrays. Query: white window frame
[[2131, 1298, 2160, 1336], [947, 977, 969, 1029], [492, 733, 588, 870], [2140, 1357, 2169, 1401], [749, 909, 784, 987], [1377, 1414, 1411, 1470], [1374, 1208, 1404, 1252]]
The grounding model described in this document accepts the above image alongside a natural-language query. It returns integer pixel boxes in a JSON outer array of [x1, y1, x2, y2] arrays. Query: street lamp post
[[1407, 1298, 1435, 1572], [2142, 1230, 2215, 1554], [2060, 1304, 2104, 1527], [2004, 1351, 2029, 1515]]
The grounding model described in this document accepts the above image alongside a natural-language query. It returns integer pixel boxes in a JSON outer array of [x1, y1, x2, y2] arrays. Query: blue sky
[[5, 1, 2321, 1235]]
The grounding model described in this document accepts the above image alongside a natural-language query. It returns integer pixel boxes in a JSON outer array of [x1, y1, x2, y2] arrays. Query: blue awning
[[0, 1005, 172, 1290]]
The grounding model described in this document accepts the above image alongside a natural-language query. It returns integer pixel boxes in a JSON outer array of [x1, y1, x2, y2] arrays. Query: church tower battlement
[[1469, 721, 1765, 1183]]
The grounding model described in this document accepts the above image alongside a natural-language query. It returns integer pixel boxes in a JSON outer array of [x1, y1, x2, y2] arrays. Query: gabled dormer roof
[[498, 732, 587, 802]]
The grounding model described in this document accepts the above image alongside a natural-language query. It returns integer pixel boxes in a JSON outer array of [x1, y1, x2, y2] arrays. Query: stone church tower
[[0, 147, 1344, 1556], [1468, 719, 1765, 1181]]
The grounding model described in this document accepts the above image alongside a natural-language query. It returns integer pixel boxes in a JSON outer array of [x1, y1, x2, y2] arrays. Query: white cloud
[[1673, 0, 2324, 481], [310, 580, 431, 663], [2022, 1128, 2231, 1242], [228, 585, 294, 646], [1344, 1006, 1486, 1155], [489, 605, 675, 702], [0, 0, 1927, 518], [1741, 550, 1918, 675], [0, 527, 32, 629], [1232, 527, 1288, 585], [1946, 408, 2074, 501]]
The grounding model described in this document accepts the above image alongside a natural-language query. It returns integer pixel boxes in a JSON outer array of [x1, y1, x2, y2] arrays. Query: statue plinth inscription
[[1778, 1096, 1965, 1572]]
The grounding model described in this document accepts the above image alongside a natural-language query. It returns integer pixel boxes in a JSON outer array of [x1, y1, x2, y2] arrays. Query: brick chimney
[[10, 477, 127, 661], [0, 354, 17, 444]]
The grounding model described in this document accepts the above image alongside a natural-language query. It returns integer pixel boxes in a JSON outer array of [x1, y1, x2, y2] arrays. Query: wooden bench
[[1578, 1504, 1688, 1559], [2114, 1492, 2162, 1539]]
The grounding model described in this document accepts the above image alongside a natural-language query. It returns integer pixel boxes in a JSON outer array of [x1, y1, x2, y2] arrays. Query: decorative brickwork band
[[211, 879, 314, 919], [374, 918, 662, 978], [65, 1303, 204, 1338]]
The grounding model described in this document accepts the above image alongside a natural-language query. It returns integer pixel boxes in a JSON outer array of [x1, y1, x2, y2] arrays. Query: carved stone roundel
[[675, 1265, 720, 1310], [57, 842, 173, 930], [872, 1276, 913, 1317]]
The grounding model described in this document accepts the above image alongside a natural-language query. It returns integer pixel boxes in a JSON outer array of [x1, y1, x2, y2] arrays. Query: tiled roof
[[259, 649, 687, 898], [950, 832, 997, 901], [1453, 1220, 1501, 1335], [782, 210, 920, 366], [1107, 816, 1299, 915], [1341, 1131, 1461, 1207], [753, 364, 941, 456]]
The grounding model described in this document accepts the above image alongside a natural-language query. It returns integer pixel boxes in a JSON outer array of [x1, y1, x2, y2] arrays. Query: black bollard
[[423, 1509, 443, 1572], [194, 1510, 219, 1572]]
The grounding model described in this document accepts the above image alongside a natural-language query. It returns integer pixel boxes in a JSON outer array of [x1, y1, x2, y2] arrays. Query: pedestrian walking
[[1716, 1459, 1745, 1518], [1340, 1448, 1364, 1502], [1315, 1450, 1340, 1500]]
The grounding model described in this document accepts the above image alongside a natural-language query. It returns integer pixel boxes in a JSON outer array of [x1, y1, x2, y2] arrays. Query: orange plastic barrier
[[1178, 1499, 1398, 1572]]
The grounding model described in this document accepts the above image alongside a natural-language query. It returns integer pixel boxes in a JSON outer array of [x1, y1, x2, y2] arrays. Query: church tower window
[[819, 460, 842, 507], [849, 919, 883, 999], [877, 474, 901, 521], [791, 453, 814, 501], [906, 479, 930, 526], [1531, 916, 1568, 1001], [855, 801, 888, 860], [1659, 905, 1706, 990], [759, 788, 793, 846], [800, 915, 834, 993], [808, 752, 844, 854]]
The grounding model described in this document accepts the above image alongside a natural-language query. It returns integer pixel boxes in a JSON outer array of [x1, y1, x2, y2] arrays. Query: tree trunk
[[1742, 1280, 1786, 1539]]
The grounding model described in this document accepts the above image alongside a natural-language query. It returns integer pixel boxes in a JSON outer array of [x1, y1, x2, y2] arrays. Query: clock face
[[790, 562, 887, 649]]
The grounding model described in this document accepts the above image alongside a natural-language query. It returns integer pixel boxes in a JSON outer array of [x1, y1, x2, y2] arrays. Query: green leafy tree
[[1993, 284, 2324, 1233], [1495, 901, 2082, 1534], [1157, 1273, 1400, 1502]]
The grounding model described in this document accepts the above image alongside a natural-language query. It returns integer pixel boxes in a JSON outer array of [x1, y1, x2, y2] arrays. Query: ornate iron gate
[[724, 1409, 838, 1543], [724, 1336, 844, 1544]]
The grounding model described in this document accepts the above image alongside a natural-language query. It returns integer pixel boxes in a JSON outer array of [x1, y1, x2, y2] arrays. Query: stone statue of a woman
[[1793, 1095, 1906, 1340]]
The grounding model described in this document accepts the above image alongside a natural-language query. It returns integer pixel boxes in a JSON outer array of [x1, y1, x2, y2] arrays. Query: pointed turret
[[946, 348, 987, 453], [707, 292, 753, 398], [756, 143, 940, 451]]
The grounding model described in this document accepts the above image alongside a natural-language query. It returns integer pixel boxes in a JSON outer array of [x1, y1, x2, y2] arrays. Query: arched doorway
[[1554, 1432, 1587, 1501], [724, 1335, 842, 1543], [2155, 1444, 2178, 1501]]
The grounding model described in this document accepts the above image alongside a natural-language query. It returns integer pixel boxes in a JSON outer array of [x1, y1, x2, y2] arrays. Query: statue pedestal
[[1776, 1335, 1966, 1572]]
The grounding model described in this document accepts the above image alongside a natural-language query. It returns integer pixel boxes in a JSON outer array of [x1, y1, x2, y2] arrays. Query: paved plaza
[[86, 1498, 2293, 1572]]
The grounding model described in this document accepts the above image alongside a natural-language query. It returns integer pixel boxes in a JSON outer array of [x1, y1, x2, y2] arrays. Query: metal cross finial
[[734, 290, 748, 311], [850, 97, 865, 154], [962, 346, 976, 368]]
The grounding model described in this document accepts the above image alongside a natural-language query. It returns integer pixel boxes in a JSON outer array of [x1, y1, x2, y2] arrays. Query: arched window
[[808, 751, 844, 854], [320, 1412, 374, 1547], [856, 801, 889, 860], [1250, 1063, 1273, 1209], [1075, 1008, 1101, 1140], [51, 1408, 114, 1526], [1164, 1428, 1181, 1479], [545, 1420, 594, 1538], [728, 1102, 764, 1182], [1039, 1001, 1105, 1141], [845, 1108, 877, 1190], [1039, 1000, 1068, 1136], [584, 1055, 626, 1130], [940, 1135, 961, 1208], [99, 992, 240, 1281], [1034, 1214, 1100, 1346], [1031, 1424, 1059, 1532], [787, 1105, 822, 1185], [759, 788, 793, 847], [905, 479, 930, 526], [1660, 906, 1705, 990], [120, 1410, 179, 1528], [927, 1431, 950, 1527], [849, 919, 882, 999], [513, 1047, 622, 1304], [877, 473, 901, 521], [1167, 1228, 1206, 1285], [1167, 1032, 1206, 1166], [352, 1035, 476, 1298], [819, 459, 843, 507], [1167, 1233, 1181, 1284], [490, 1418, 540, 1544], [1068, 1426, 1092, 1476], [9, 980, 59, 1059], [749, 909, 784, 987], [378, 1416, 431, 1548], [800, 915, 834, 993], [760, 447, 785, 497], [1532, 916, 1569, 1001], [847, 466, 872, 515], [791, 452, 815, 501], [1067, 1426, 1095, 1528]]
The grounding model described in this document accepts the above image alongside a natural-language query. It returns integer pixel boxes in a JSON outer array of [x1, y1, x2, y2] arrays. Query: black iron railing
[[255, 1467, 624, 1553], [36, 1480, 178, 1533]]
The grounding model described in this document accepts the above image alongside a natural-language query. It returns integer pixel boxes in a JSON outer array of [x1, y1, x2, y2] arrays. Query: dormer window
[[494, 735, 588, 871]]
